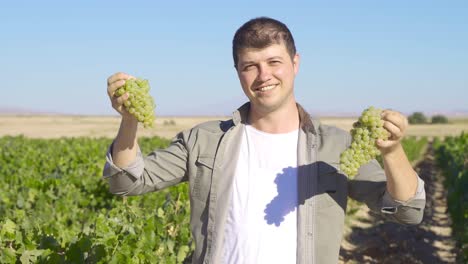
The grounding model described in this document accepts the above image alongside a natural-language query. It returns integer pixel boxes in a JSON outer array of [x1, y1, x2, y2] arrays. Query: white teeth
[[259, 85, 276, 91]]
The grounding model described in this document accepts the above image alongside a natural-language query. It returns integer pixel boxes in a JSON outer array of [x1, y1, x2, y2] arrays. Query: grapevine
[[340, 106, 390, 177]]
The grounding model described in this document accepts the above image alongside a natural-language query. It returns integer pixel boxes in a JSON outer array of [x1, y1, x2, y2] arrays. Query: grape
[[339, 106, 390, 177], [116, 78, 156, 128]]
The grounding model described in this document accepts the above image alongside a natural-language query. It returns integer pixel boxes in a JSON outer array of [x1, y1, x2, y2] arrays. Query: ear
[[293, 53, 300, 75]]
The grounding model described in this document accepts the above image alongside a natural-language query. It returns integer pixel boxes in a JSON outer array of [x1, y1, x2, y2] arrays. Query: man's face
[[236, 43, 300, 114]]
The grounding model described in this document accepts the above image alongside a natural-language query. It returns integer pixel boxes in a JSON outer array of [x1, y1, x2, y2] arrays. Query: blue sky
[[1, 0, 467, 116]]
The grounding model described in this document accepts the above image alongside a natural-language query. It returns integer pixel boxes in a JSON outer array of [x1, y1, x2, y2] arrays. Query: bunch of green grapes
[[115, 78, 155, 128], [340, 106, 389, 177]]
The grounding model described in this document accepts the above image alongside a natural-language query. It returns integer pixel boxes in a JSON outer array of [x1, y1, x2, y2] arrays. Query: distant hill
[[310, 109, 468, 118], [422, 110, 468, 118], [0, 106, 57, 115]]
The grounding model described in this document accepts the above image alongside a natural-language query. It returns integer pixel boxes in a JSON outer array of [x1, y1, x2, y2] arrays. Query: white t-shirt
[[223, 124, 299, 264]]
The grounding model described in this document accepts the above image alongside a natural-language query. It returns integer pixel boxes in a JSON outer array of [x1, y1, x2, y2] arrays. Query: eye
[[242, 64, 255, 71], [269, 60, 282, 65]]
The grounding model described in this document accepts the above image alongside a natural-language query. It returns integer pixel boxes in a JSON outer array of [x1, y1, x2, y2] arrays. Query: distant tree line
[[407, 112, 449, 124]]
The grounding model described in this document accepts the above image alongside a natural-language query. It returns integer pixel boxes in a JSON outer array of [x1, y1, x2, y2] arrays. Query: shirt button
[[311, 144, 316, 148], [308, 231, 313, 237]]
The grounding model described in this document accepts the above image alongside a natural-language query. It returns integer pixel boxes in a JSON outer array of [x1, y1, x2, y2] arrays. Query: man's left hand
[[376, 109, 409, 154]]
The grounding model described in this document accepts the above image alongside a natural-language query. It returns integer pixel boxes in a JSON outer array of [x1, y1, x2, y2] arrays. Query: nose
[[256, 63, 272, 82]]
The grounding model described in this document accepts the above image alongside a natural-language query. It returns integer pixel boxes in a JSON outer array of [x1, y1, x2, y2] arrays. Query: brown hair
[[232, 17, 296, 68]]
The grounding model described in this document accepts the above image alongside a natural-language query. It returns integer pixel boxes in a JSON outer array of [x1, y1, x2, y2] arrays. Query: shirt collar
[[231, 102, 319, 135]]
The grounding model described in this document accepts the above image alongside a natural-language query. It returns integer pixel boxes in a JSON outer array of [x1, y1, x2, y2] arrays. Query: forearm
[[382, 143, 418, 202], [112, 116, 139, 168]]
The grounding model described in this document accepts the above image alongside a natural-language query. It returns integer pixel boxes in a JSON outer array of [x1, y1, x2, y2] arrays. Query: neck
[[248, 101, 300, 134]]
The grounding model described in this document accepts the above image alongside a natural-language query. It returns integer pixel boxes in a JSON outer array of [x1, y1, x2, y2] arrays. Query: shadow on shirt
[[264, 161, 349, 226]]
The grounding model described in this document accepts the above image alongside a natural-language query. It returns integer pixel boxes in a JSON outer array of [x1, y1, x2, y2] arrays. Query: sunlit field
[[1, 115, 466, 139], [1, 115, 466, 263]]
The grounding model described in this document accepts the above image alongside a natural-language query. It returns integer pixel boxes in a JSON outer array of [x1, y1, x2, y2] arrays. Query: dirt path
[[339, 143, 459, 263]]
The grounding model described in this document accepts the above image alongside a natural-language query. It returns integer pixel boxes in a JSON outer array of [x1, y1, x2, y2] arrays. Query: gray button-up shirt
[[103, 102, 426, 264]]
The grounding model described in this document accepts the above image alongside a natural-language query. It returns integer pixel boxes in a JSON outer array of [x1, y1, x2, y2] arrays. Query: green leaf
[[20, 249, 43, 264], [88, 244, 106, 263], [77, 236, 92, 252], [157, 207, 165, 218], [176, 245, 190, 263], [166, 239, 175, 254], [1, 247, 17, 263], [1, 219, 16, 235], [39, 235, 60, 251], [65, 241, 84, 264]]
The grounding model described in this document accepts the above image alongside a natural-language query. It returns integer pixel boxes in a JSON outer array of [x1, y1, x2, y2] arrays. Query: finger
[[381, 109, 399, 120], [382, 110, 407, 132], [381, 109, 396, 120], [383, 120, 403, 140], [107, 79, 126, 97], [381, 109, 395, 115], [376, 138, 396, 149], [115, 93, 129, 106], [107, 72, 131, 85]]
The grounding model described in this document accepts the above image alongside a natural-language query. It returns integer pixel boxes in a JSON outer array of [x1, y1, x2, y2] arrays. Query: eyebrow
[[267, 56, 284, 61], [240, 56, 285, 66]]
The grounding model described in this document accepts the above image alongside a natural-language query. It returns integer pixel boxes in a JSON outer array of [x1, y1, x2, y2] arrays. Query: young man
[[103, 17, 425, 264]]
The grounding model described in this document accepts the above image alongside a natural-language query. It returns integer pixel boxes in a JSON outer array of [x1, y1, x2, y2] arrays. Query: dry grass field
[[0, 115, 467, 139]]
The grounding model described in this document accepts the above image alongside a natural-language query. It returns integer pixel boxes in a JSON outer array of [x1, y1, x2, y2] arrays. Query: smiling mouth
[[256, 84, 277, 92]]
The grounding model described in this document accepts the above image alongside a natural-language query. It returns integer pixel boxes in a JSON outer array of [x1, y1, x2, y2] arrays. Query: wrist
[[116, 115, 138, 148], [121, 115, 139, 127], [381, 142, 403, 158]]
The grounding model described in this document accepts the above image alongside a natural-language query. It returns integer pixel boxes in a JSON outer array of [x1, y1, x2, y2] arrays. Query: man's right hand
[[107, 72, 136, 120]]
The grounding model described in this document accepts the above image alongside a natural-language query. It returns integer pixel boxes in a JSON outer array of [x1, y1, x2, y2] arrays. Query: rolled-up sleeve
[[349, 160, 426, 225], [380, 175, 426, 224], [102, 142, 145, 195], [102, 131, 189, 196]]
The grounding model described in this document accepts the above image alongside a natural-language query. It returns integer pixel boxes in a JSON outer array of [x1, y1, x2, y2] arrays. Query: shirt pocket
[[317, 162, 347, 210], [192, 155, 215, 203]]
